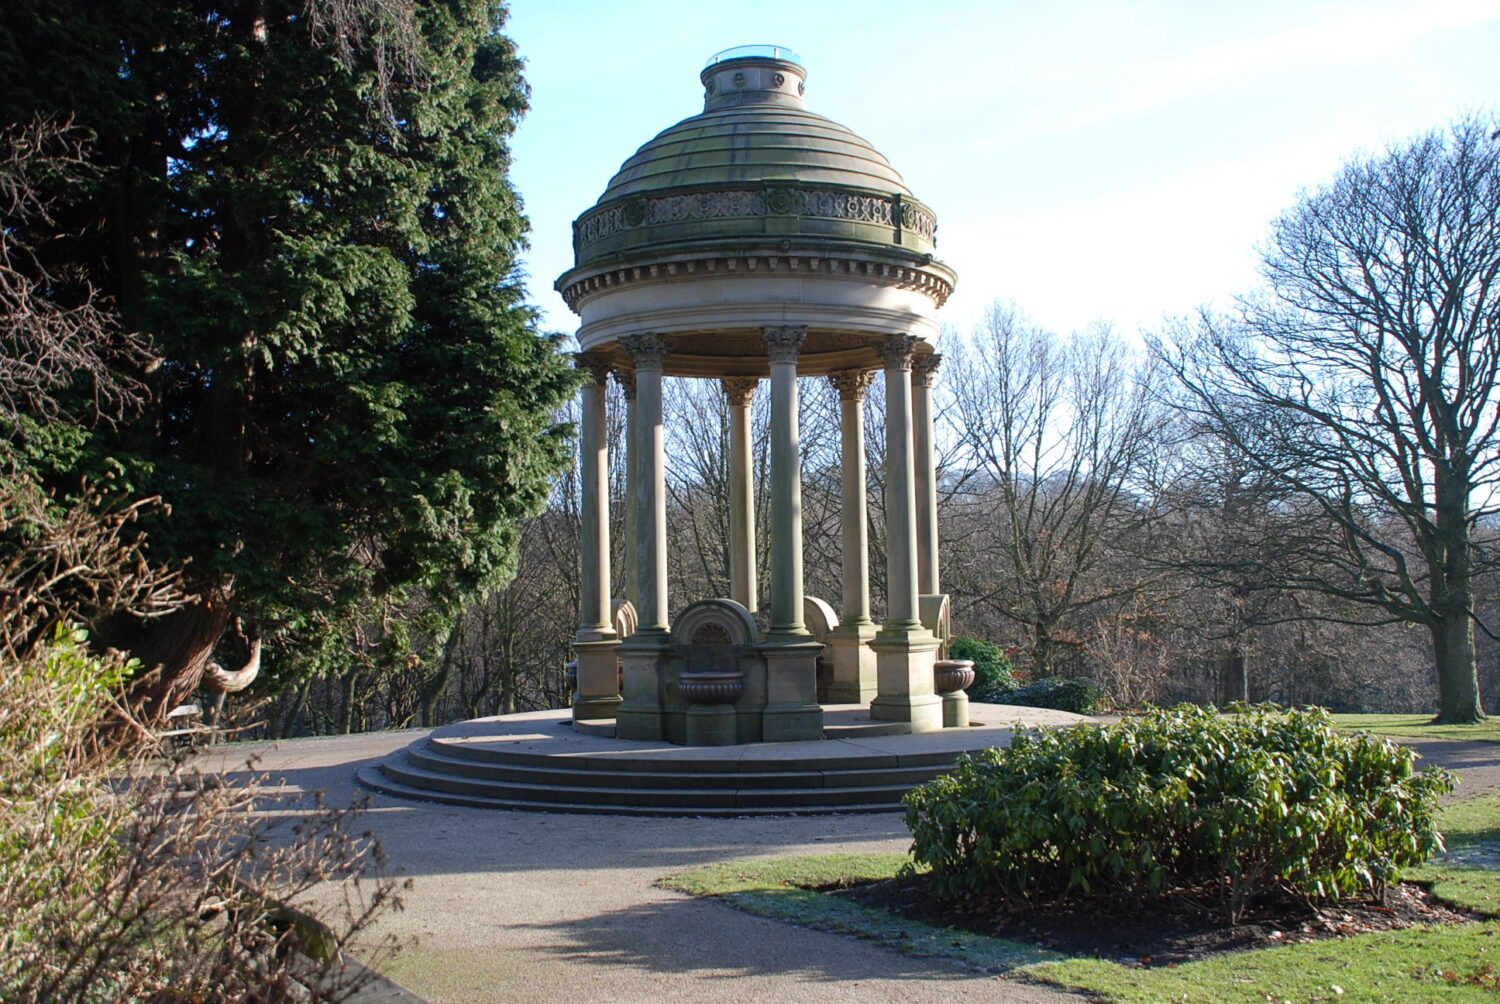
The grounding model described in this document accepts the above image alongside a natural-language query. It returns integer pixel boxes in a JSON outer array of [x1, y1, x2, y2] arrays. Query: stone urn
[[933, 659, 975, 695], [933, 659, 974, 729], [679, 670, 746, 707]]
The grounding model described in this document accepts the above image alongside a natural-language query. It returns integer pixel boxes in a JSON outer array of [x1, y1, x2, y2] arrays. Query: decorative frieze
[[827, 368, 875, 402], [573, 183, 940, 257]]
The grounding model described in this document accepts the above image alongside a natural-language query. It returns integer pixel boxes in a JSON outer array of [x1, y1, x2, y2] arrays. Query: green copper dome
[[599, 107, 912, 199], [567, 49, 939, 269]]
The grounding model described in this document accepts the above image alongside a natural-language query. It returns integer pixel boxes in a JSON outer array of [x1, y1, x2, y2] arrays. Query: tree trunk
[[1220, 647, 1248, 706], [1431, 613, 1484, 723], [132, 589, 233, 721]]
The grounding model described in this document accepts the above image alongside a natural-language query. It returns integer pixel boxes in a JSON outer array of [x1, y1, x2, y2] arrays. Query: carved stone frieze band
[[878, 334, 921, 370], [619, 333, 670, 371], [721, 376, 758, 407], [827, 368, 875, 402], [574, 184, 938, 253], [761, 325, 808, 363], [912, 352, 943, 388], [574, 352, 613, 386]]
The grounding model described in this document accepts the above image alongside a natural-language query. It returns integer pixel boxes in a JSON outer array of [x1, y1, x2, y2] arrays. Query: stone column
[[758, 325, 823, 741], [824, 369, 878, 704], [722, 377, 759, 614], [571, 354, 620, 720], [912, 353, 942, 596], [614, 368, 639, 609], [614, 334, 672, 740], [869, 335, 942, 732]]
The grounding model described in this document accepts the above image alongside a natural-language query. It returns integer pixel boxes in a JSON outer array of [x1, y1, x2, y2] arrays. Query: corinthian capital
[[761, 325, 807, 364], [912, 352, 943, 388], [721, 376, 758, 407], [827, 368, 875, 402], [619, 333, 669, 372], [877, 334, 921, 370], [612, 367, 636, 400], [575, 352, 613, 386]]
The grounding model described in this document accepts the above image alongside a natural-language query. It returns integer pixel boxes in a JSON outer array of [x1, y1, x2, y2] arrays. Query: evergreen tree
[[0, 0, 579, 710]]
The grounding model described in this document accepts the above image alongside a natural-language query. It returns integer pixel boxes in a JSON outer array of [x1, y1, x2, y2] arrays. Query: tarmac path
[[216, 727, 1499, 1004]]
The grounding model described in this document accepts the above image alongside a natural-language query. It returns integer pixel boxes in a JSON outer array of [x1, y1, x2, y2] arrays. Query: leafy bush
[[1003, 676, 1105, 714], [949, 636, 1015, 701], [904, 704, 1455, 921]]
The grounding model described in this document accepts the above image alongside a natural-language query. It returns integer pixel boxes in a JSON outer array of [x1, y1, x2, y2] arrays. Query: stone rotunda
[[559, 45, 958, 746]]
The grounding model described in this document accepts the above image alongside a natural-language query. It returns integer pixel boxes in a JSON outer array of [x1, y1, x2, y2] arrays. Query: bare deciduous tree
[[1160, 115, 1500, 723], [944, 304, 1167, 676]]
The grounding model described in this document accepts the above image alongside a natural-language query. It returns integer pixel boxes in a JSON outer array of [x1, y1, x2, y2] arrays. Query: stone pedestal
[[941, 689, 970, 728], [572, 638, 622, 720], [869, 627, 942, 733], [824, 622, 878, 704], [615, 632, 672, 741], [760, 640, 825, 741]]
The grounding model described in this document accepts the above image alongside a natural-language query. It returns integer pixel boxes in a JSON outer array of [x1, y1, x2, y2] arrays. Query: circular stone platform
[[356, 704, 1095, 816]]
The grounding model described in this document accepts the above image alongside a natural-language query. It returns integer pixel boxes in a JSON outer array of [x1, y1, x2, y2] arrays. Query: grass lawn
[[661, 792, 1500, 1004], [1332, 714, 1500, 744]]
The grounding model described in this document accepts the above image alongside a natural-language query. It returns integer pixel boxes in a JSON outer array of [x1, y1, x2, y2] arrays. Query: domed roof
[[565, 47, 941, 270], [599, 106, 912, 201]]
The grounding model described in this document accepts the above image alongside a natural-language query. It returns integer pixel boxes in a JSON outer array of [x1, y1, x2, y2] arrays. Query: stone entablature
[[559, 249, 954, 313], [572, 181, 939, 265]]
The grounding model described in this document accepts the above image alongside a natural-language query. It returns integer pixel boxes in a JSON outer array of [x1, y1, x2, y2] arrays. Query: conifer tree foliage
[[0, 0, 579, 710]]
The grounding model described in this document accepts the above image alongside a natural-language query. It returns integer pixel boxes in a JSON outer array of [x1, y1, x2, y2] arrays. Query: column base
[[615, 629, 672, 742], [824, 621, 878, 705], [759, 638, 824, 743], [869, 626, 942, 733], [571, 637, 621, 722]]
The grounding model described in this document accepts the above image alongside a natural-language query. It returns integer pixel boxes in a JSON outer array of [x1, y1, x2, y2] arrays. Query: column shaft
[[621, 337, 669, 632], [615, 370, 640, 609], [913, 354, 942, 595], [723, 378, 759, 613], [763, 327, 807, 637], [575, 356, 611, 636], [829, 370, 874, 625], [882, 339, 921, 629]]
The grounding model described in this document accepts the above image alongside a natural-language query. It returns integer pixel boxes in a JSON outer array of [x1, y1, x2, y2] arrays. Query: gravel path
[[215, 727, 1500, 1004], [217, 731, 1083, 1004]]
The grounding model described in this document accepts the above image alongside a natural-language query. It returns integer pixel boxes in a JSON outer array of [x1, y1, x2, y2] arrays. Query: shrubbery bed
[[904, 705, 1454, 921]]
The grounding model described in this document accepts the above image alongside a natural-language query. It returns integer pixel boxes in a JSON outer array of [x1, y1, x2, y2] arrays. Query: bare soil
[[830, 873, 1478, 967]]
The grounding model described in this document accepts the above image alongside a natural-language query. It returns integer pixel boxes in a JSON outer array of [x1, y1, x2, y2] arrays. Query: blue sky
[[504, 0, 1500, 341]]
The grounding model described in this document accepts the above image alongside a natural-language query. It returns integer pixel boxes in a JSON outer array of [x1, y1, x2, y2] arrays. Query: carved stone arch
[[611, 598, 638, 640], [674, 598, 757, 649], [802, 596, 838, 644]]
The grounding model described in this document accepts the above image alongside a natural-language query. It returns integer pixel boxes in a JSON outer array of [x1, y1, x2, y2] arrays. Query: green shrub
[[949, 636, 1015, 701], [1002, 676, 1104, 714], [903, 704, 1455, 921]]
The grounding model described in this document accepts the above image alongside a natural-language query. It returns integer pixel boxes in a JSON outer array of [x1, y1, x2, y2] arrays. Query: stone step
[[378, 754, 925, 810], [355, 765, 904, 817], [406, 743, 947, 791], [429, 733, 962, 773]]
